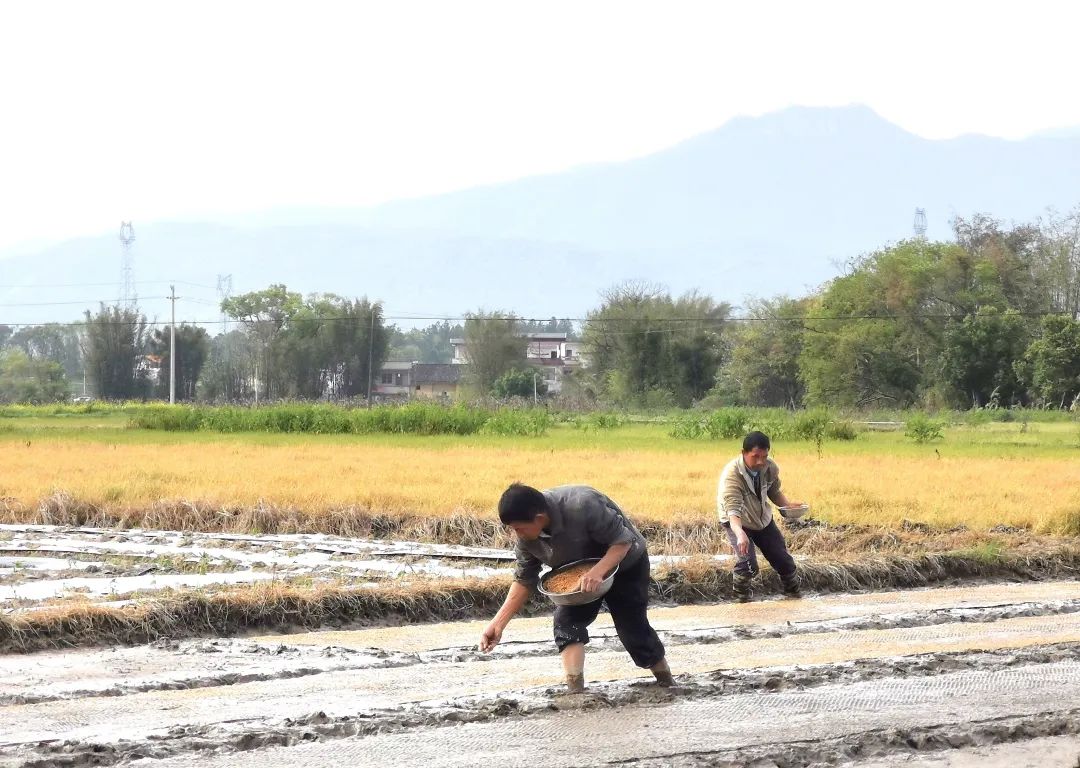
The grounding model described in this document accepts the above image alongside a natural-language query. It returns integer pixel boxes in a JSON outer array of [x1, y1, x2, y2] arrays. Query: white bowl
[[779, 503, 810, 520]]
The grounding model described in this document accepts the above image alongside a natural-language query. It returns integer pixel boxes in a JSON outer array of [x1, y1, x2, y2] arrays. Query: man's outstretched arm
[[479, 581, 531, 652]]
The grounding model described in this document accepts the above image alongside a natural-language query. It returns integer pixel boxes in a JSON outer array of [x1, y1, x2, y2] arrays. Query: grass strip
[[3, 547, 1078, 654]]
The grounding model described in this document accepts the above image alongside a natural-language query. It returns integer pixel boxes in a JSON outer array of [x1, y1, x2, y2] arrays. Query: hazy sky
[[2, 0, 1078, 252]]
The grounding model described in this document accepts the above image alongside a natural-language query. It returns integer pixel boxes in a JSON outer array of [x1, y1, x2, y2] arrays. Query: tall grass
[[130, 403, 532, 436], [669, 407, 857, 443]]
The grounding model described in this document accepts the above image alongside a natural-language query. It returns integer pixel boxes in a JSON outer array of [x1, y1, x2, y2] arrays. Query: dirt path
[[2, 579, 1080, 767]]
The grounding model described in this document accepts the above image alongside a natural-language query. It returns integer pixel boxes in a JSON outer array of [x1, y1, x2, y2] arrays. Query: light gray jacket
[[717, 455, 784, 531]]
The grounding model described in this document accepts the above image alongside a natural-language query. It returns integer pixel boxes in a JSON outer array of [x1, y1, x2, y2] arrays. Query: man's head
[[498, 482, 550, 540], [741, 431, 771, 471]]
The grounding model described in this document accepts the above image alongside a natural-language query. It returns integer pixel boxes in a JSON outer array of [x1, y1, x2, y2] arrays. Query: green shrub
[[824, 420, 858, 441], [706, 408, 750, 439], [905, 413, 945, 443], [668, 413, 708, 439], [480, 409, 552, 437]]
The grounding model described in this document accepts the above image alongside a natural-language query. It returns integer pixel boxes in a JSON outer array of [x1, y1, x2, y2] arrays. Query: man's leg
[[553, 599, 603, 692], [603, 554, 671, 685], [750, 521, 800, 597], [723, 522, 759, 602]]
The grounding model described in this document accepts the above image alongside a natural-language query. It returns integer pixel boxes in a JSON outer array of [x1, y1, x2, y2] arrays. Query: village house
[[373, 361, 412, 398], [411, 363, 466, 399], [449, 332, 583, 393], [374, 332, 585, 400]]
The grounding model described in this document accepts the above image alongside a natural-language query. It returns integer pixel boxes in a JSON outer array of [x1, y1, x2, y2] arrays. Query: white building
[[449, 332, 584, 394]]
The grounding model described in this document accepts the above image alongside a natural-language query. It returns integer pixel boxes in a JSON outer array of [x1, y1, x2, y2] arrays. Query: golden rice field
[[1, 419, 1079, 534]]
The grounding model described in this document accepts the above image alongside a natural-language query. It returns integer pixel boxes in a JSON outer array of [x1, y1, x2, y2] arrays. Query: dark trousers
[[552, 553, 665, 669], [723, 520, 797, 581]]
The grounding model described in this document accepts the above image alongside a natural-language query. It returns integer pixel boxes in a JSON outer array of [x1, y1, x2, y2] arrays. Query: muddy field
[[2, 523, 1080, 768]]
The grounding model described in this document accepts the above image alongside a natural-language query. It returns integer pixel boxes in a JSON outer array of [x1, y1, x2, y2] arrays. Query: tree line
[[2, 206, 1078, 410]]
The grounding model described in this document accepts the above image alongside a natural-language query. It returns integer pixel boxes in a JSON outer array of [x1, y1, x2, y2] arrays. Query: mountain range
[[2, 105, 1078, 328]]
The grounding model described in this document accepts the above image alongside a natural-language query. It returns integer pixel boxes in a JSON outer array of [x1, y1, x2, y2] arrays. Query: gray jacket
[[512, 485, 647, 587]]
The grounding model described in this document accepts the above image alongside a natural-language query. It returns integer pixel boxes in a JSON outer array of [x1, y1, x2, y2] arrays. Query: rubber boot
[[650, 658, 674, 687], [565, 673, 585, 694], [781, 573, 803, 599], [733, 573, 753, 603]]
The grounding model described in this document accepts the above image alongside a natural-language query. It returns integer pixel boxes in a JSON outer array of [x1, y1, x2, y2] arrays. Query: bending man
[[479, 483, 672, 693]]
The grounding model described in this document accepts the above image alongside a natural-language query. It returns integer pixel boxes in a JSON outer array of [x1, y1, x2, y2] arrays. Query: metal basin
[[779, 503, 810, 520], [537, 558, 619, 606]]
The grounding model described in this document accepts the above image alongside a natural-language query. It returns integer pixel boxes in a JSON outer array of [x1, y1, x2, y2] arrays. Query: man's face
[[742, 446, 769, 471], [508, 512, 549, 541]]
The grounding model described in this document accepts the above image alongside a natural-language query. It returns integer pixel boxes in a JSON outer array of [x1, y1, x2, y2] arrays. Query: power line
[[0, 309, 1072, 330], [0, 280, 217, 289]]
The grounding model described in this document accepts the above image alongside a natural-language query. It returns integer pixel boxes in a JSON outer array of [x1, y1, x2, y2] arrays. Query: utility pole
[[366, 305, 376, 408], [168, 285, 178, 403]]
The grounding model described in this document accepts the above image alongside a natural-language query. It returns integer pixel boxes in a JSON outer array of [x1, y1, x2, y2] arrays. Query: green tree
[[583, 283, 729, 407], [938, 308, 1029, 408], [1015, 315, 1080, 407], [0, 349, 68, 403], [9, 324, 83, 380], [276, 295, 388, 399], [1032, 206, 1080, 319], [387, 320, 464, 363], [221, 284, 303, 400], [149, 324, 211, 401], [463, 311, 524, 394], [720, 297, 807, 407], [800, 238, 1026, 407], [198, 330, 258, 402], [493, 367, 548, 399], [82, 304, 149, 400]]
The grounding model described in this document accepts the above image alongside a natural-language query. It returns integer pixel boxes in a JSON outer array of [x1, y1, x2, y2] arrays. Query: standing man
[[718, 431, 804, 602], [479, 483, 673, 693]]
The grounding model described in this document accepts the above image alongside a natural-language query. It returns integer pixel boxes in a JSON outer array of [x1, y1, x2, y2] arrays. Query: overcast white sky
[[1, 0, 1078, 253]]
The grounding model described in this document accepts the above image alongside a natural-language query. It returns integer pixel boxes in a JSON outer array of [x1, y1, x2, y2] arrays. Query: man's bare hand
[[479, 623, 503, 653], [735, 529, 750, 556], [580, 566, 606, 593]]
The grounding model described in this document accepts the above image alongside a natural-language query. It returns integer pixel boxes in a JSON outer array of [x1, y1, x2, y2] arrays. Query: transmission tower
[[216, 274, 233, 330], [217, 274, 234, 400], [119, 222, 136, 309], [913, 208, 928, 240]]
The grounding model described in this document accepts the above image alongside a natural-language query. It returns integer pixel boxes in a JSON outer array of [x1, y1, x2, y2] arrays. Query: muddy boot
[[565, 673, 585, 694], [782, 574, 802, 599], [733, 574, 753, 603], [650, 659, 674, 687]]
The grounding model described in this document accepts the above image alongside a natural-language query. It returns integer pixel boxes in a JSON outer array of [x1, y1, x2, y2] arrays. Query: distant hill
[[2, 105, 1078, 327]]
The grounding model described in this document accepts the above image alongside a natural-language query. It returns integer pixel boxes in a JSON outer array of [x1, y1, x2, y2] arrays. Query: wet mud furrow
[[620, 710, 1080, 767], [5, 581, 1080, 767], [421, 597, 1080, 664], [0, 639, 419, 707], [259, 579, 1080, 653], [6, 600, 1080, 712], [9, 584, 1079, 707], [63, 659, 1080, 768], [846, 734, 1080, 767], [10, 644, 1080, 768]]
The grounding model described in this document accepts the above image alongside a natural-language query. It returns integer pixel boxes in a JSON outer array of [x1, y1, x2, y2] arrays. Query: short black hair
[[498, 483, 549, 524], [742, 431, 771, 453]]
